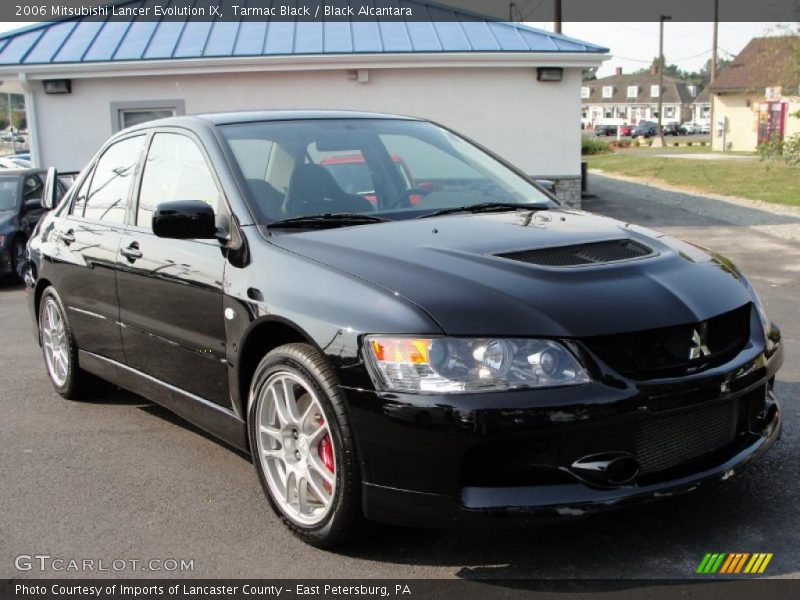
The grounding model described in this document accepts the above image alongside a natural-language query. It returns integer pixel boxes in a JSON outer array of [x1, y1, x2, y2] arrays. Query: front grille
[[583, 304, 751, 379], [497, 239, 654, 267], [635, 401, 738, 474]]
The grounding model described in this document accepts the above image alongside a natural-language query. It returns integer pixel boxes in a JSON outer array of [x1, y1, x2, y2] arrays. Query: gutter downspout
[[18, 72, 42, 168]]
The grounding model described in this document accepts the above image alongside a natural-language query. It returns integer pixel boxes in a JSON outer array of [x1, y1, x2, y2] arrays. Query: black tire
[[12, 236, 27, 281], [248, 343, 365, 547], [38, 286, 94, 400]]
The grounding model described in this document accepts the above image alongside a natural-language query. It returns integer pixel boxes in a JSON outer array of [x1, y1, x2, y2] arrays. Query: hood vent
[[497, 239, 655, 267]]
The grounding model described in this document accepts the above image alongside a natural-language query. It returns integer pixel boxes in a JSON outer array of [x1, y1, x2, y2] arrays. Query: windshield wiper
[[417, 202, 544, 219], [267, 213, 389, 229]]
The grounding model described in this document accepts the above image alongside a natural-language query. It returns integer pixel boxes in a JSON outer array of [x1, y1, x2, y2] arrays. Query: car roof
[[122, 110, 422, 133]]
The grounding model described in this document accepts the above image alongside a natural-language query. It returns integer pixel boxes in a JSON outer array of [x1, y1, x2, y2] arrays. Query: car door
[[19, 173, 46, 234], [116, 130, 230, 408], [48, 134, 147, 362]]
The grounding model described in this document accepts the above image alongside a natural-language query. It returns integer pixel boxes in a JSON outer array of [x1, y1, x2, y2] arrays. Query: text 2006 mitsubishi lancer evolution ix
[[27, 111, 782, 547]]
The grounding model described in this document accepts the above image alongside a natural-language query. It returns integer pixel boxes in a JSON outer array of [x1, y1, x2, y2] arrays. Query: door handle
[[61, 230, 75, 245], [120, 242, 143, 262]]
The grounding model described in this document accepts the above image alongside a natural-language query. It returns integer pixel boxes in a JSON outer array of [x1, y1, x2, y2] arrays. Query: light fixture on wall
[[43, 79, 72, 94], [536, 67, 563, 82], [346, 69, 369, 84]]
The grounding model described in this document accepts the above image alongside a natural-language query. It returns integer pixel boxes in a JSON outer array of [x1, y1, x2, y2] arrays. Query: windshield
[[0, 178, 18, 212], [220, 119, 555, 224]]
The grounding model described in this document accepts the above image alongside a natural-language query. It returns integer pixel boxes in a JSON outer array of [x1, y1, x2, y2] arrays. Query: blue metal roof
[[0, 1, 606, 66]]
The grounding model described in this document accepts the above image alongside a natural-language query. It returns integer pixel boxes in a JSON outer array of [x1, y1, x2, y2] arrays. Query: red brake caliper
[[318, 420, 335, 493]]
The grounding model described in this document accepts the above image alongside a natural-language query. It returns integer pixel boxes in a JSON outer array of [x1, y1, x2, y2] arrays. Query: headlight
[[741, 276, 770, 335], [365, 336, 590, 393]]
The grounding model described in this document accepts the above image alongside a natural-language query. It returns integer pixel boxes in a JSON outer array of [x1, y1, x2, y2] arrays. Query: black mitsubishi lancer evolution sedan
[[26, 111, 783, 547]]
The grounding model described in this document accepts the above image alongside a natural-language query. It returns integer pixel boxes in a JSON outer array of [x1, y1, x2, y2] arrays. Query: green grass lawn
[[586, 152, 800, 206]]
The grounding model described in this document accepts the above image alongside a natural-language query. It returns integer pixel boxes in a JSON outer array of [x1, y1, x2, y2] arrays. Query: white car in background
[[681, 122, 701, 134]]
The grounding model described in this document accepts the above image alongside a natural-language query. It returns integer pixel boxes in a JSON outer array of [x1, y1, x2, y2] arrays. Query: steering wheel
[[385, 187, 432, 210]]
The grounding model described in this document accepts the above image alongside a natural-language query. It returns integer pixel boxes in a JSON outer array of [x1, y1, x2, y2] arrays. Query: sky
[[529, 21, 798, 76], [0, 20, 796, 78]]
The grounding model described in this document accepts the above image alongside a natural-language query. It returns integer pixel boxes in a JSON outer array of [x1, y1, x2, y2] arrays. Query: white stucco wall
[[30, 66, 583, 178]]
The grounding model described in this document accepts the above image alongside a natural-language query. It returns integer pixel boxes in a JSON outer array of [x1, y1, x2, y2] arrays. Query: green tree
[[11, 111, 26, 131]]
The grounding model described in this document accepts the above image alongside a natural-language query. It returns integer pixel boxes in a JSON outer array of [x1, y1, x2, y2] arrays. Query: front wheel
[[38, 287, 93, 399], [12, 236, 27, 281], [248, 343, 364, 547]]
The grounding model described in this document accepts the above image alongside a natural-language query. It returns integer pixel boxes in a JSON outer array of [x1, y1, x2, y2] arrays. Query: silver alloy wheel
[[41, 297, 69, 387], [255, 371, 337, 526]]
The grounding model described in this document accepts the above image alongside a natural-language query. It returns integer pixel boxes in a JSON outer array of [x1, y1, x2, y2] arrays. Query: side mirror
[[41, 167, 58, 210], [152, 200, 217, 240]]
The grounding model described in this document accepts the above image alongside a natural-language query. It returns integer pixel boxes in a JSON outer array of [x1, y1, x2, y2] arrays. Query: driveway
[[1, 175, 797, 581]]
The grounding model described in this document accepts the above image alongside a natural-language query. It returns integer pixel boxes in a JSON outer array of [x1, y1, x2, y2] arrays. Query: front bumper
[[343, 329, 783, 528]]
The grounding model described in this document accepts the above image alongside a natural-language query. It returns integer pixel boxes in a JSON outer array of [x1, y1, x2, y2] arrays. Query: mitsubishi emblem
[[689, 325, 711, 360]]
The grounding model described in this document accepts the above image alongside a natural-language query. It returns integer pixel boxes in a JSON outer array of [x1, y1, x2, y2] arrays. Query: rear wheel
[[248, 343, 364, 547], [39, 287, 93, 399]]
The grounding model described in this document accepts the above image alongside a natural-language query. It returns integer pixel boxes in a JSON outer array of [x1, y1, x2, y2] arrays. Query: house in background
[[581, 66, 699, 129], [0, 3, 607, 207], [709, 36, 800, 152], [691, 88, 711, 126]]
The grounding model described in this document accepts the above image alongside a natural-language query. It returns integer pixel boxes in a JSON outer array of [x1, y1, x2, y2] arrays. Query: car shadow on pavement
[[333, 380, 797, 580]]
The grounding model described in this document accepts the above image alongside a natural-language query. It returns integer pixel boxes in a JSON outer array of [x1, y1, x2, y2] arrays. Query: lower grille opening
[[635, 400, 739, 475]]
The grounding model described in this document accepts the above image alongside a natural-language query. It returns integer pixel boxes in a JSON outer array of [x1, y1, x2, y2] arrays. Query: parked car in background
[[681, 122, 701, 135], [632, 122, 658, 137], [663, 122, 687, 136], [701, 123, 711, 134], [0, 170, 62, 280], [594, 124, 618, 136], [618, 124, 633, 136], [27, 111, 783, 548], [0, 156, 32, 169]]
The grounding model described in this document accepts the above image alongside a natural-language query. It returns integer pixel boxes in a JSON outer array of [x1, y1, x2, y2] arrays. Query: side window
[[71, 169, 93, 216], [83, 135, 145, 224], [22, 175, 43, 201], [137, 133, 219, 229]]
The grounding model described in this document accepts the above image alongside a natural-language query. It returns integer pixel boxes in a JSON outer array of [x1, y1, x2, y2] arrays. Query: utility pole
[[554, 0, 562, 33], [656, 15, 672, 147], [711, 0, 719, 81], [710, 0, 719, 151], [509, 2, 516, 21]]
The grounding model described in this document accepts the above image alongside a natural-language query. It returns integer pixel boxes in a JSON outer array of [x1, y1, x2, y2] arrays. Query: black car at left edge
[[25, 111, 783, 547]]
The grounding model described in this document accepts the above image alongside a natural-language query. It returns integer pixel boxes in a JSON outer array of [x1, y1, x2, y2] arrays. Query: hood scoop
[[497, 239, 655, 267]]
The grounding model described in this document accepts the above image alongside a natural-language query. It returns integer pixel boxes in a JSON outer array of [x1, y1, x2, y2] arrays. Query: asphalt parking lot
[[1, 174, 798, 581]]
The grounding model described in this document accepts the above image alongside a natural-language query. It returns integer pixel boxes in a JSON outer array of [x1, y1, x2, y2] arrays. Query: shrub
[[700, 141, 707, 146], [687, 141, 693, 146], [672, 141, 680, 147], [757, 134, 784, 161], [582, 136, 610, 155], [780, 134, 800, 165]]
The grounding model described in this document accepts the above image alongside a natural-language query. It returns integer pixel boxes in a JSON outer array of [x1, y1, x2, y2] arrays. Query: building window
[[109, 100, 186, 133], [627, 86, 638, 98], [604, 108, 613, 118], [581, 109, 588, 118], [581, 86, 590, 99], [617, 108, 627, 118], [650, 85, 660, 97], [602, 86, 613, 98], [687, 85, 697, 96], [665, 106, 675, 118]]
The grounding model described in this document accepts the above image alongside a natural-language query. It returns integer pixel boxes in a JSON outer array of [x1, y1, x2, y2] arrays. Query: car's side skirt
[[78, 350, 249, 452]]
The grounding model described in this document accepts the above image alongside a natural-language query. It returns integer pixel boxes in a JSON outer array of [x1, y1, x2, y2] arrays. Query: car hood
[[267, 209, 753, 337]]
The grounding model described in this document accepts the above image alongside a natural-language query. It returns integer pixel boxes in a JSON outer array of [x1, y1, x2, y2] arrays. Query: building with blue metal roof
[[0, 1, 607, 205]]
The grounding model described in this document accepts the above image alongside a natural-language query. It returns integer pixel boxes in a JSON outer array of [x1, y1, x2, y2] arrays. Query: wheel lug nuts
[[292, 430, 298, 439], [294, 450, 301, 460]]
